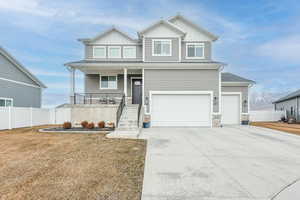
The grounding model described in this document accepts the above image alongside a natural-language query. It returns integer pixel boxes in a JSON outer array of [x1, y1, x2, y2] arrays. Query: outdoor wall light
[[243, 100, 248, 108], [213, 96, 218, 105]]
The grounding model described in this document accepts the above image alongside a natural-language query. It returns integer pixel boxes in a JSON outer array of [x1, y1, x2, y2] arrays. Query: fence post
[[8, 106, 12, 130]]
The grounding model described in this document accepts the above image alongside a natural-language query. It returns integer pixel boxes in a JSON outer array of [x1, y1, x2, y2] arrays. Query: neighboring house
[[0, 46, 46, 108], [273, 89, 300, 121], [65, 14, 255, 127]]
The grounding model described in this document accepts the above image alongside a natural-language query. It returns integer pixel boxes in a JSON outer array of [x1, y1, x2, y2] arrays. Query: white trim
[[178, 37, 182, 62], [123, 46, 136, 58], [0, 77, 41, 88], [142, 38, 145, 62], [149, 90, 213, 127], [93, 46, 106, 58], [248, 84, 250, 113], [221, 92, 242, 124], [124, 68, 127, 97], [218, 68, 222, 115], [142, 68, 146, 113], [152, 39, 172, 56], [222, 82, 252, 86], [130, 77, 142, 97], [108, 46, 121, 58], [0, 97, 14, 107], [99, 74, 118, 90], [185, 43, 205, 59]]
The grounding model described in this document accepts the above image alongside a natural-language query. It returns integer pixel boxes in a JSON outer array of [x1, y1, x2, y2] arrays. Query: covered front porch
[[68, 66, 143, 105]]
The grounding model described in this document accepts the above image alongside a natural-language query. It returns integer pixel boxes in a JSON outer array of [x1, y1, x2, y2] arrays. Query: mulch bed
[[42, 127, 115, 132], [251, 122, 300, 136]]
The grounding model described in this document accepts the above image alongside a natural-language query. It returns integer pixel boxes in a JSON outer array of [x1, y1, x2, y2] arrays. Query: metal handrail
[[116, 94, 125, 127], [137, 102, 142, 127], [73, 93, 123, 105]]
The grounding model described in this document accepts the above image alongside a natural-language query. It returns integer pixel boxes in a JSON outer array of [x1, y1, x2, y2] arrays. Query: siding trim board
[[0, 77, 42, 89]]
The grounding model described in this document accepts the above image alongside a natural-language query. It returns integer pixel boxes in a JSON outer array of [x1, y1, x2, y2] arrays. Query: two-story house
[[65, 14, 255, 129]]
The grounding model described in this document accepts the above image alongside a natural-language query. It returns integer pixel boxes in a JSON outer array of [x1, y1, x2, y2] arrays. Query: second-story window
[[108, 46, 121, 58], [123, 46, 136, 58], [152, 39, 172, 56], [186, 43, 205, 59], [93, 46, 106, 58]]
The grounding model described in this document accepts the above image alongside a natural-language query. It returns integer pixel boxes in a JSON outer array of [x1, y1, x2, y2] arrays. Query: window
[[186, 43, 205, 59], [0, 98, 13, 107], [100, 75, 117, 89], [123, 46, 136, 58], [152, 40, 172, 56], [93, 46, 106, 58], [108, 46, 121, 58]]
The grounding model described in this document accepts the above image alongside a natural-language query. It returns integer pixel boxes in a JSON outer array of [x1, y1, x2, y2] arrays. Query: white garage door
[[221, 94, 240, 125], [151, 93, 212, 127]]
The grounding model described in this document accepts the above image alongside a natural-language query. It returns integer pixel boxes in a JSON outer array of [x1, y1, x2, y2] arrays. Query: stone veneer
[[212, 114, 221, 127]]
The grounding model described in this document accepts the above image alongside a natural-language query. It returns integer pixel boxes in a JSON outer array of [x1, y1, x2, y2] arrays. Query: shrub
[[98, 121, 105, 128], [81, 121, 89, 128], [87, 122, 95, 129], [280, 116, 286, 122], [63, 122, 72, 129]]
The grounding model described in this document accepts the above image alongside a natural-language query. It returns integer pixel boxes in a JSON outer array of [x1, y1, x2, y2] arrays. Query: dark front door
[[132, 79, 142, 104]]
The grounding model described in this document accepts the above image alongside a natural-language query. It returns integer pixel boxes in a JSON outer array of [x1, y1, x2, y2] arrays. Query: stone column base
[[212, 114, 221, 127]]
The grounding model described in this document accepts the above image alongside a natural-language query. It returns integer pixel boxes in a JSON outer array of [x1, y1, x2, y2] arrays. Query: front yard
[[0, 126, 146, 200], [251, 121, 300, 136]]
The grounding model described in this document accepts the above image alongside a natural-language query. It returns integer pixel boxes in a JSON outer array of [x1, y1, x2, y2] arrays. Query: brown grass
[[0, 126, 146, 200], [251, 122, 300, 136]]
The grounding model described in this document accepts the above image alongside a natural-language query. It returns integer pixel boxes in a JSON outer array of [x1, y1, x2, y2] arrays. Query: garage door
[[151, 93, 212, 127], [221, 94, 240, 125]]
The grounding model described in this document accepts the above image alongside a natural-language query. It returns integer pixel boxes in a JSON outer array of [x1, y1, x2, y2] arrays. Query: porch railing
[[137, 102, 142, 127], [72, 93, 123, 105], [116, 94, 126, 127]]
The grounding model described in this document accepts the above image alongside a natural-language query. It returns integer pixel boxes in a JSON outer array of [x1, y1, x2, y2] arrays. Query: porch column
[[124, 68, 127, 97], [70, 67, 75, 103]]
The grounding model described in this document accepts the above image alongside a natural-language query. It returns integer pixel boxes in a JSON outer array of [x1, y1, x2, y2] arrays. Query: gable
[[0, 53, 39, 86], [139, 20, 185, 38], [169, 15, 218, 41], [93, 30, 137, 44]]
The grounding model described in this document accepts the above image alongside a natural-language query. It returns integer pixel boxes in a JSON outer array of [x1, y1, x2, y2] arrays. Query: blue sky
[[0, 0, 299, 107]]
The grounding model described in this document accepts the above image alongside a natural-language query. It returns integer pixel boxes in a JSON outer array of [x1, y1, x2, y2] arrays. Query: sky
[[0, 0, 299, 108]]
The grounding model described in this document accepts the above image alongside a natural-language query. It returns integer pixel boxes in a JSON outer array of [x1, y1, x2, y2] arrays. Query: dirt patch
[[251, 122, 300, 136], [0, 126, 146, 200]]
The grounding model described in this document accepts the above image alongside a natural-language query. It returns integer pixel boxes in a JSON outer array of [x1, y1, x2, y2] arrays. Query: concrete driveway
[[140, 126, 300, 200]]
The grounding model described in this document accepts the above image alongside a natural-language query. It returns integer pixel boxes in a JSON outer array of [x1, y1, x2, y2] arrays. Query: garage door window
[[0, 98, 13, 107]]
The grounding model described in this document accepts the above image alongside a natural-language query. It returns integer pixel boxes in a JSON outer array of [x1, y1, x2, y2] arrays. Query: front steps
[[107, 104, 141, 139]]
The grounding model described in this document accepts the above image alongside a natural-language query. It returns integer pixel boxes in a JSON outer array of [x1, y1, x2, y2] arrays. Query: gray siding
[[85, 74, 142, 96], [222, 86, 248, 113], [181, 41, 211, 61], [0, 79, 41, 108], [144, 38, 179, 62], [275, 98, 299, 120], [144, 69, 220, 112], [85, 44, 142, 61], [0, 54, 38, 86]]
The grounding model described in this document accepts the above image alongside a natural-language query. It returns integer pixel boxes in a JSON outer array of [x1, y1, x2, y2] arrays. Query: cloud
[[257, 35, 300, 63], [29, 68, 83, 78], [0, 0, 54, 17]]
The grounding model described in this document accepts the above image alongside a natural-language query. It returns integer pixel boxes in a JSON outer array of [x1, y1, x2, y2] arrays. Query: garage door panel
[[221, 94, 240, 125], [151, 93, 211, 127]]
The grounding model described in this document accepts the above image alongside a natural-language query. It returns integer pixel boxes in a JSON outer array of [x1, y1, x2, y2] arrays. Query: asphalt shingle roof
[[273, 89, 300, 103], [221, 72, 255, 83]]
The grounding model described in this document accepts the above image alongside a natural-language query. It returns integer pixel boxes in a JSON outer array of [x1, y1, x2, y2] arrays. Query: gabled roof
[[0, 46, 46, 88], [222, 72, 255, 84], [138, 19, 186, 37], [78, 27, 138, 43], [273, 89, 300, 103], [168, 14, 219, 41]]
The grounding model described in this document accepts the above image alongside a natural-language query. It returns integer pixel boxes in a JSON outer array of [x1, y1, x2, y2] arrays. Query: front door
[[132, 79, 142, 104]]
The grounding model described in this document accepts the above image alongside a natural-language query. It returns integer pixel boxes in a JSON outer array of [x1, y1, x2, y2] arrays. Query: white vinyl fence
[[250, 110, 286, 122], [0, 107, 71, 130]]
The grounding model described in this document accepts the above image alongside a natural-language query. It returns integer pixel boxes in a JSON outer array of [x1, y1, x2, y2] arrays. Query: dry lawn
[[251, 122, 300, 136], [0, 126, 146, 200]]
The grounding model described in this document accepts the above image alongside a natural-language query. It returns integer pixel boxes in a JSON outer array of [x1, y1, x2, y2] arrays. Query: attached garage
[[221, 93, 241, 125], [150, 91, 212, 127]]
